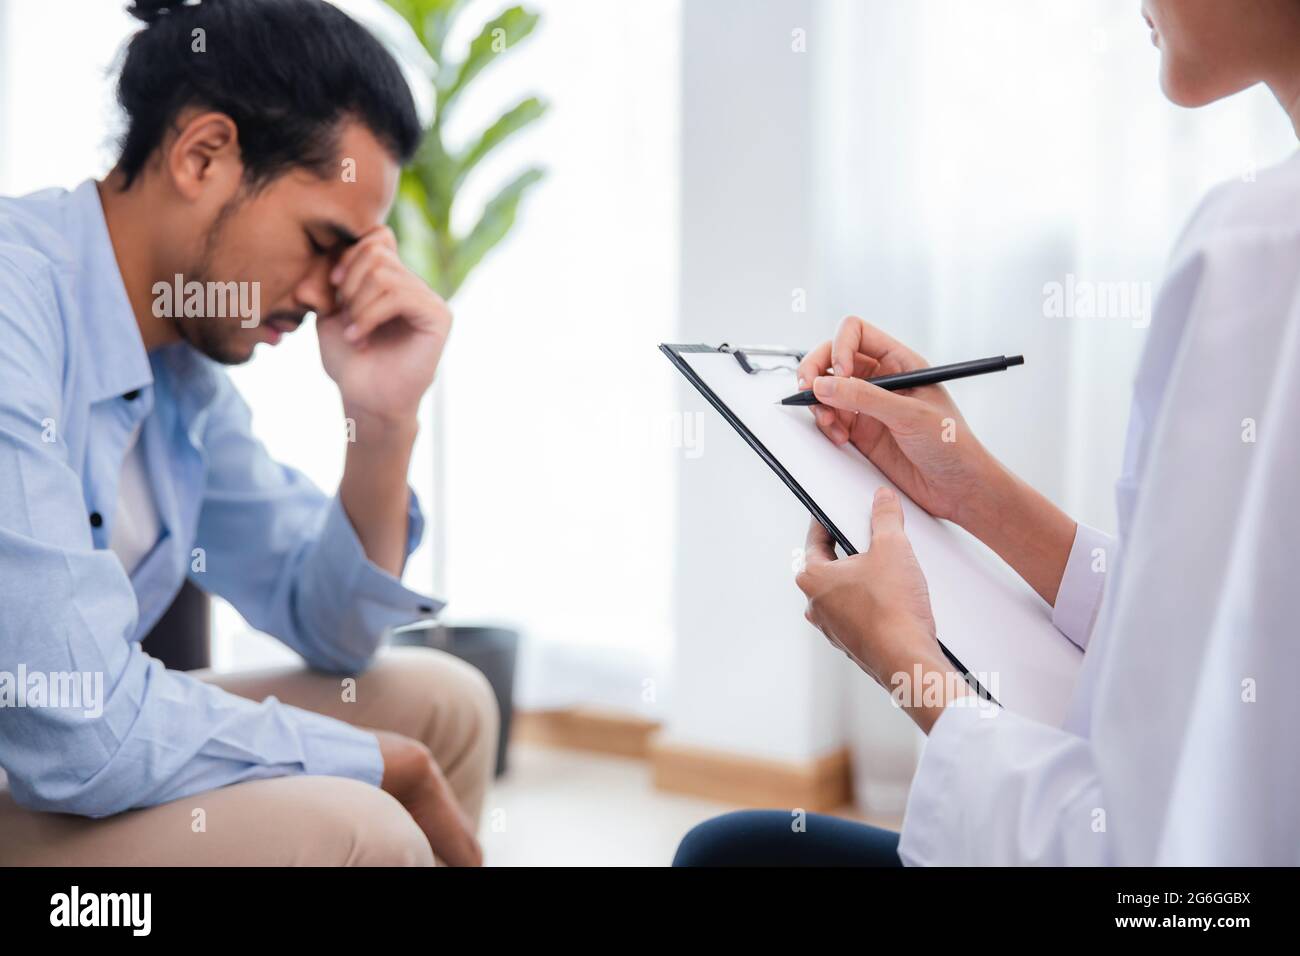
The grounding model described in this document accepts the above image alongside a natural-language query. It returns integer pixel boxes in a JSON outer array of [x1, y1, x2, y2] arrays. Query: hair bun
[[127, 0, 195, 25]]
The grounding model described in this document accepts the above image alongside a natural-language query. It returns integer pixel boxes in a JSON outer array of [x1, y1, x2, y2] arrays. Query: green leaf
[[446, 167, 545, 297], [454, 96, 547, 192], [408, 127, 457, 231], [384, 0, 421, 27], [389, 0, 467, 62], [439, 6, 541, 112], [383, 0, 545, 299], [391, 176, 433, 271]]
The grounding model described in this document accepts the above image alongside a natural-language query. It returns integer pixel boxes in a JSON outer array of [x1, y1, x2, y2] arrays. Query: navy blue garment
[[674, 810, 903, 867]]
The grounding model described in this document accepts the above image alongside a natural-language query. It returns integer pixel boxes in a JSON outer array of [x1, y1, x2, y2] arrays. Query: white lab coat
[[899, 149, 1300, 866]]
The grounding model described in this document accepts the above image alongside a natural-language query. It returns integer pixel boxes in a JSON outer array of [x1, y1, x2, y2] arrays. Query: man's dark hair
[[116, 0, 422, 189]]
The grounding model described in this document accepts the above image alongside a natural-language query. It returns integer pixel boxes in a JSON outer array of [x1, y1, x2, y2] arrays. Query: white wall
[[665, 0, 851, 764], [0, 1, 134, 194], [426, 0, 682, 712]]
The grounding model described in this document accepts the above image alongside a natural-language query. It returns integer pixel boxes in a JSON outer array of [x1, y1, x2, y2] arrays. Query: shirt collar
[[153, 342, 223, 428], [68, 179, 154, 404]]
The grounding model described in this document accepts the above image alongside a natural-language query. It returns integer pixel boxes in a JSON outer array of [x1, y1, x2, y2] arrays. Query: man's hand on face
[[317, 225, 452, 429]]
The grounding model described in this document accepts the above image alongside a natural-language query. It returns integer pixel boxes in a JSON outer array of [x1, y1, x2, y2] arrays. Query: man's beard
[[173, 297, 252, 366], [172, 194, 304, 365], [175, 302, 306, 366]]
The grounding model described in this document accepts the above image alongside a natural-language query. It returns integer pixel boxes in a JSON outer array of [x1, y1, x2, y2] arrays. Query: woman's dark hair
[[116, 0, 421, 189]]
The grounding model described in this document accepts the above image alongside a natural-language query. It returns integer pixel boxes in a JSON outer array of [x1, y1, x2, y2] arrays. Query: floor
[[479, 743, 901, 867]]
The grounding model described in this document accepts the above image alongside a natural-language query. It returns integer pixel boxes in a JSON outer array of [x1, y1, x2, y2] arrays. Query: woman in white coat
[[675, 0, 1300, 866]]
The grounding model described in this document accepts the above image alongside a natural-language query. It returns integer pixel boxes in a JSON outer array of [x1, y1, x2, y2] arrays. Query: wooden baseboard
[[649, 738, 853, 812], [512, 707, 661, 759], [513, 708, 856, 812]]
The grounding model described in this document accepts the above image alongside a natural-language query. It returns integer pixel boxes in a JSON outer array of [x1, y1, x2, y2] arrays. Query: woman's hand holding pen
[[795, 315, 998, 530], [796, 316, 1078, 613], [793, 317, 973, 730], [796, 317, 1077, 728]]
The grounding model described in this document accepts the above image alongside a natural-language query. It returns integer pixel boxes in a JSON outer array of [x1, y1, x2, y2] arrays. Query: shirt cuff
[[898, 696, 999, 866], [283, 702, 385, 787], [318, 489, 445, 627], [1051, 523, 1112, 651]]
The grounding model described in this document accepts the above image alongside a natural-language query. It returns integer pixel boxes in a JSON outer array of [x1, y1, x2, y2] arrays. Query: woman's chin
[[1159, 61, 1253, 109]]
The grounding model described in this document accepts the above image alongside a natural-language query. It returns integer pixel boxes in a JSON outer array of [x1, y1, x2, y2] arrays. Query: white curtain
[[0, 2, 134, 192], [816, 0, 1296, 531], [431, 0, 681, 713]]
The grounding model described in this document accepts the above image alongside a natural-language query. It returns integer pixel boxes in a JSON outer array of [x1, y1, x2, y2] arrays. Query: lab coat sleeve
[[1051, 523, 1112, 651], [898, 698, 1112, 865]]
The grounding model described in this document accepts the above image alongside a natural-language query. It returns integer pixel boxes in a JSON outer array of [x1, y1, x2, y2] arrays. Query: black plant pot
[[390, 623, 519, 778]]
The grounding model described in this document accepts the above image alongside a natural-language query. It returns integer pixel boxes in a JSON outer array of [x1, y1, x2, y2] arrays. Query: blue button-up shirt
[[0, 180, 441, 817]]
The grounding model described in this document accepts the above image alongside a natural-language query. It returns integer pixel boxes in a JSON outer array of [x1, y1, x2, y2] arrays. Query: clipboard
[[661, 343, 856, 555], [661, 341, 1083, 725]]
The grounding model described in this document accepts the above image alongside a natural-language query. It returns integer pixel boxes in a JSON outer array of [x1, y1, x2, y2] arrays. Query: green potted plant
[[385, 0, 547, 298]]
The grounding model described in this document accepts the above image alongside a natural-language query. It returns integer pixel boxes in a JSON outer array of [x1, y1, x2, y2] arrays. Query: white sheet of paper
[[679, 350, 1082, 726]]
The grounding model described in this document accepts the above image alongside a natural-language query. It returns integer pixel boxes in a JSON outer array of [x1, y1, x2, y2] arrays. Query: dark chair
[[140, 580, 210, 671]]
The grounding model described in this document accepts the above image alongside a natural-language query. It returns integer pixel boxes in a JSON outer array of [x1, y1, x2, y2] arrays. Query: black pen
[[779, 355, 1024, 406]]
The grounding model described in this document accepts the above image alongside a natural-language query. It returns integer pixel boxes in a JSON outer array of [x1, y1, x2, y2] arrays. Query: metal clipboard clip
[[718, 343, 805, 375]]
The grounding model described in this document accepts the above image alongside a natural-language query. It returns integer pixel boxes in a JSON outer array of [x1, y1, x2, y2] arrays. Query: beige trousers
[[0, 646, 499, 866]]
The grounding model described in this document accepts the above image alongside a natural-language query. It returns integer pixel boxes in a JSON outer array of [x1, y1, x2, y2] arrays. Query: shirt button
[[89, 511, 103, 528], [123, 390, 140, 401]]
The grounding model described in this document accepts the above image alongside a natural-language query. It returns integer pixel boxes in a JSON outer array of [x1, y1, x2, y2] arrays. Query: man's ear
[[166, 110, 243, 202]]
